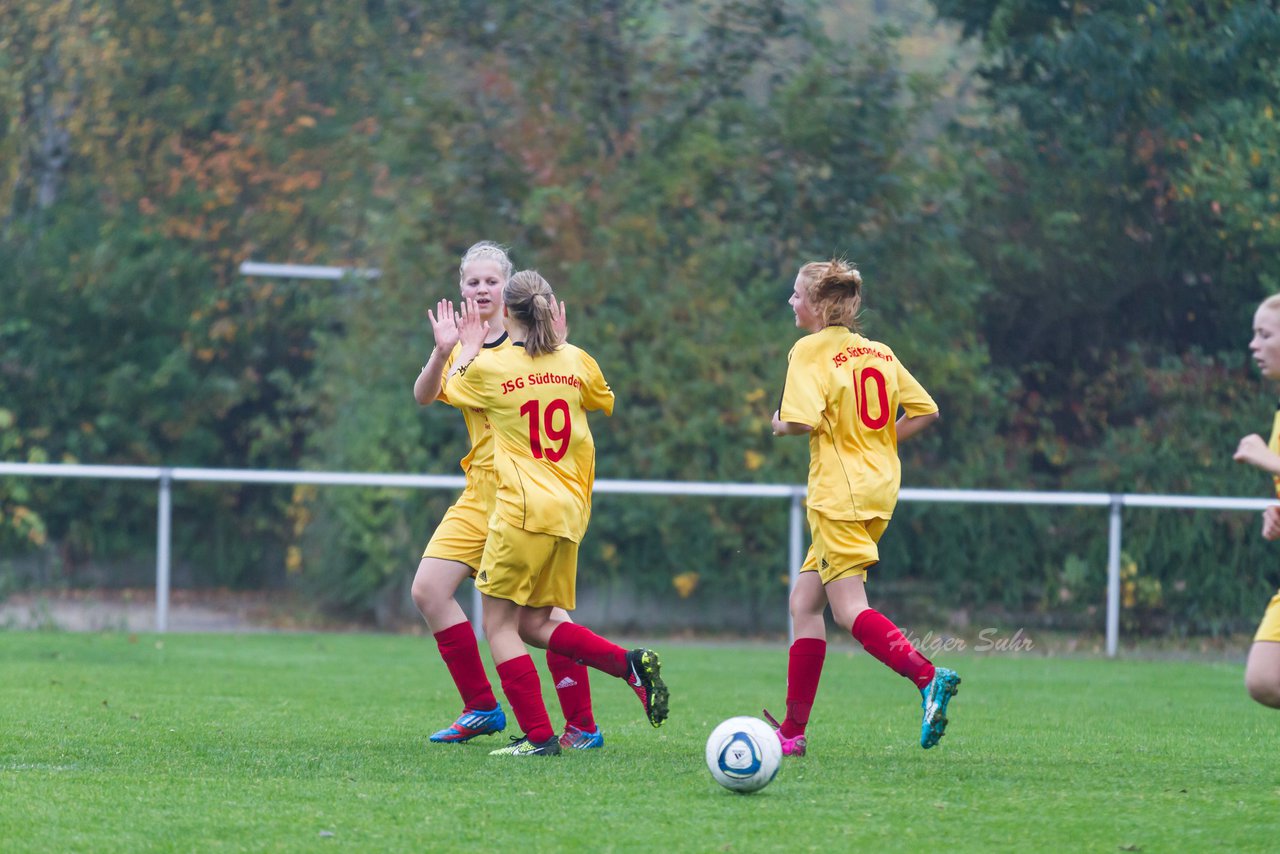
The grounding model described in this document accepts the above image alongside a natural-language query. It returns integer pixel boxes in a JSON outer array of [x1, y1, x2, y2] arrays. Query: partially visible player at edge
[[444, 270, 669, 756], [410, 241, 604, 750], [1232, 292, 1280, 709], [764, 258, 960, 755]]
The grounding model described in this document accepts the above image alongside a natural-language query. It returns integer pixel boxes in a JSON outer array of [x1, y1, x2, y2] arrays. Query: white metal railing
[[1, 461, 1275, 655], [238, 260, 381, 280]]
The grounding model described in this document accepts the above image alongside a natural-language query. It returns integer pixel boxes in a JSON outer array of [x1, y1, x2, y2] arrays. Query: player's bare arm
[[896, 411, 940, 443], [446, 297, 490, 380], [414, 298, 461, 405], [772, 409, 812, 437], [1234, 434, 1280, 476]]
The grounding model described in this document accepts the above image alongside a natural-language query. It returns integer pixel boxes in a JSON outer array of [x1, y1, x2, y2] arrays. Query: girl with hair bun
[[764, 258, 960, 755]]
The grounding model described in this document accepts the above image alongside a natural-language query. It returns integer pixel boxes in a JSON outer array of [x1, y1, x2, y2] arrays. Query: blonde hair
[[1260, 294, 1280, 314], [458, 240, 513, 282], [505, 270, 562, 357], [798, 258, 864, 330]]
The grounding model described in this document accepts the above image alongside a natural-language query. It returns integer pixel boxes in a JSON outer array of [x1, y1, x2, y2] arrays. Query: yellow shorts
[[476, 516, 578, 609], [421, 467, 498, 571], [1255, 589, 1280, 643], [800, 511, 890, 584]]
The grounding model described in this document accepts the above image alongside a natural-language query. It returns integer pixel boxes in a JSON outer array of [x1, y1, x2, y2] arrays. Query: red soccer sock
[[851, 608, 936, 690], [547, 649, 597, 732], [433, 621, 498, 711], [548, 622, 628, 678], [781, 637, 827, 739], [495, 655, 554, 744]]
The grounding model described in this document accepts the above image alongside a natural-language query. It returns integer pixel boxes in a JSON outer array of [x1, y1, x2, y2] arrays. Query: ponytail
[[505, 270, 563, 357]]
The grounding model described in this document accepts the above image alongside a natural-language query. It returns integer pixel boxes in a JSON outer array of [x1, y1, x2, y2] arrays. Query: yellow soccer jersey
[[1269, 405, 1280, 499], [444, 342, 614, 542], [436, 333, 511, 473], [779, 327, 937, 521]]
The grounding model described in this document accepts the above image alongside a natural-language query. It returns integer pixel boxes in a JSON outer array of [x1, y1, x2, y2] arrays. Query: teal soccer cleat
[[559, 724, 605, 750], [429, 705, 507, 744], [920, 667, 961, 749]]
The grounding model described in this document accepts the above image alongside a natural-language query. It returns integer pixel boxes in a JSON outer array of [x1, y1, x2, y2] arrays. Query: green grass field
[[2, 631, 1278, 853]]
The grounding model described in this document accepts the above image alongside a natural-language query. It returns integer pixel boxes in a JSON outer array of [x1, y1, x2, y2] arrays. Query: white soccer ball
[[705, 716, 782, 793]]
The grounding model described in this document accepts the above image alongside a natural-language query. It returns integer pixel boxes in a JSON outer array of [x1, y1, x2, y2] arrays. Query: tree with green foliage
[[922, 0, 1280, 632]]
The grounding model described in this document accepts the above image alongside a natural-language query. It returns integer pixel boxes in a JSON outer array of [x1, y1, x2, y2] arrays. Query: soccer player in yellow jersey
[[444, 270, 669, 756], [764, 258, 960, 755], [1232, 293, 1280, 709], [410, 242, 602, 749]]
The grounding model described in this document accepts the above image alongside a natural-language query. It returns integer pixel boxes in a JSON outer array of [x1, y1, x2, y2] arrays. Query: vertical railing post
[[156, 469, 172, 633], [1106, 495, 1122, 658], [788, 489, 805, 644]]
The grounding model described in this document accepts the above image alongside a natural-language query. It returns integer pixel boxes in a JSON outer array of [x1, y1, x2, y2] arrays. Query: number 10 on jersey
[[853, 367, 889, 430]]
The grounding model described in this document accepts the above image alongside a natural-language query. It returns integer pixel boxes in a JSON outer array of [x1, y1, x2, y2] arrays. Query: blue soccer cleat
[[559, 724, 605, 750], [429, 704, 507, 744], [919, 667, 961, 749]]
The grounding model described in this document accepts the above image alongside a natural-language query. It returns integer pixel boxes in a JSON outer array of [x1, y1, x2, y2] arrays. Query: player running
[[764, 258, 960, 755], [1232, 292, 1280, 709], [410, 242, 603, 750], [443, 270, 668, 757]]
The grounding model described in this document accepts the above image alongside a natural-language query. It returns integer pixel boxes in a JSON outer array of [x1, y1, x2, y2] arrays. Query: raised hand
[[427, 298, 460, 353], [456, 296, 490, 355], [550, 297, 568, 341]]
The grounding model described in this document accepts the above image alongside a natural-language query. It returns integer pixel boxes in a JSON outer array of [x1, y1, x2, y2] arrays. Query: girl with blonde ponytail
[[443, 271, 669, 756], [410, 244, 603, 750], [502, 270, 563, 357]]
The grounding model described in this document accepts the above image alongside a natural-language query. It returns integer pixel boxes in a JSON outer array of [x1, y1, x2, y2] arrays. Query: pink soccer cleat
[[762, 708, 807, 756]]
